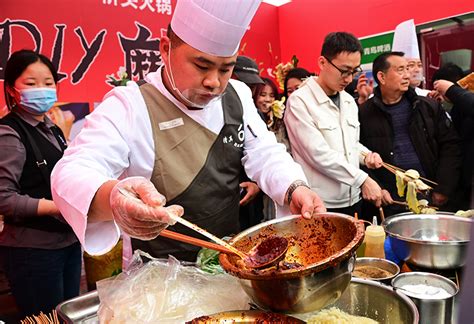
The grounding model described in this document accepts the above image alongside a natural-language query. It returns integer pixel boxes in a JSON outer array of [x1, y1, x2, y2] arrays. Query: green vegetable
[[196, 248, 224, 274]]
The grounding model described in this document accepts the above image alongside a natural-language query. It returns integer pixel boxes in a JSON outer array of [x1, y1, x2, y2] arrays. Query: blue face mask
[[18, 87, 57, 115]]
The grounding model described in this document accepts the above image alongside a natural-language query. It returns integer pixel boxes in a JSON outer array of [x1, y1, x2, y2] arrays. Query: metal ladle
[[117, 187, 288, 268]]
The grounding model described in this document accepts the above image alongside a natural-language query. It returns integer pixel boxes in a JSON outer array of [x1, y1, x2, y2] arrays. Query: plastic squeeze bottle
[[363, 216, 386, 258]]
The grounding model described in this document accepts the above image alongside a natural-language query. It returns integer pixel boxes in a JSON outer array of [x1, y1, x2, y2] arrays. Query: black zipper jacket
[[446, 85, 474, 192], [359, 87, 462, 199]]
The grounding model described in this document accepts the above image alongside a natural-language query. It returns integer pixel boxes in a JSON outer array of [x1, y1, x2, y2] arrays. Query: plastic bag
[[97, 250, 250, 323]]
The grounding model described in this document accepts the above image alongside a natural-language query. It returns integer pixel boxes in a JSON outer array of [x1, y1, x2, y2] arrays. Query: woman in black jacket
[[0, 50, 81, 318]]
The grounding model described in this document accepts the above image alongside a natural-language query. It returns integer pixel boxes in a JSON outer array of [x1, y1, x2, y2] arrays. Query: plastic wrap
[[97, 251, 250, 323]]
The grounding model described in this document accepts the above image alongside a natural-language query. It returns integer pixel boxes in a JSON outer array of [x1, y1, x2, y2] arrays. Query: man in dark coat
[[359, 51, 462, 216]]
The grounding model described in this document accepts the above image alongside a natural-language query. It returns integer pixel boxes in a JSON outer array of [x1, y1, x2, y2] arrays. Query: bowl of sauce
[[353, 257, 400, 283]]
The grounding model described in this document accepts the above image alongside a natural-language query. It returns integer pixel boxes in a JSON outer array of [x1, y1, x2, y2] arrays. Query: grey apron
[[132, 82, 245, 261]]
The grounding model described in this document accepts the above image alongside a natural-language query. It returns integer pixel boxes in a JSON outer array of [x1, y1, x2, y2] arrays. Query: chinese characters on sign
[[0, 19, 163, 87], [363, 44, 391, 56], [118, 23, 162, 81], [102, 0, 172, 15], [0, 19, 106, 84]]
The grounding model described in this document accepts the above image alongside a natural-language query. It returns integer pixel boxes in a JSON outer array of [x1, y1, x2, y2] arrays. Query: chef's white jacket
[[415, 87, 430, 97], [51, 67, 307, 255], [285, 77, 369, 209]]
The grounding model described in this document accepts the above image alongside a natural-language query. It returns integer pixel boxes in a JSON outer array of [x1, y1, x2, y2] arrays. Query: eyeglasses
[[324, 56, 362, 78]]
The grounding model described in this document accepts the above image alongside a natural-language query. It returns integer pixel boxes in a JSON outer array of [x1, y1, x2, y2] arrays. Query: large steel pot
[[296, 278, 419, 323], [382, 212, 472, 269], [219, 213, 365, 313]]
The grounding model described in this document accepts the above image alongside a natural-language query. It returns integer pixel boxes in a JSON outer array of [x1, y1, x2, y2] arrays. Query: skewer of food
[[395, 169, 436, 214]]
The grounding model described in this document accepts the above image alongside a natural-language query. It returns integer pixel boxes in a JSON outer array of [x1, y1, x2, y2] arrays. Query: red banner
[[1, 0, 281, 108]]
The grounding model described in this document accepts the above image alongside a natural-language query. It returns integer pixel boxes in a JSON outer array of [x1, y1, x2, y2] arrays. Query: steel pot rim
[[382, 214, 472, 245], [219, 213, 365, 280]]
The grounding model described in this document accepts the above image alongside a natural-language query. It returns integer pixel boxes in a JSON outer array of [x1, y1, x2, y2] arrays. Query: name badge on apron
[[159, 118, 184, 130]]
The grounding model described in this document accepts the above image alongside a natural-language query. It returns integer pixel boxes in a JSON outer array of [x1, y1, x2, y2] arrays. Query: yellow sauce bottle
[[363, 216, 386, 258]]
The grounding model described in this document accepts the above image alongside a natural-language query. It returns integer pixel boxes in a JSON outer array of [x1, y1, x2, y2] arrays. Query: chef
[[51, 0, 325, 261], [392, 19, 430, 96]]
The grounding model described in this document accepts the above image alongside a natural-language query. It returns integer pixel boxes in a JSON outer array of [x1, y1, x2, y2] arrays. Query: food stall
[[52, 213, 451, 324]]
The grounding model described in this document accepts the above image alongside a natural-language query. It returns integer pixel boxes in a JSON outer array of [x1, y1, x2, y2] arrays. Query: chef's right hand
[[109, 176, 184, 240]]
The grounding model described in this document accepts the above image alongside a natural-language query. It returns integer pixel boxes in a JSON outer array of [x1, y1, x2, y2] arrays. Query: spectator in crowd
[[285, 32, 383, 218], [431, 63, 466, 114], [283, 67, 313, 99], [232, 55, 264, 96], [359, 51, 462, 216], [253, 77, 291, 151], [432, 78, 474, 210], [346, 73, 375, 106], [0, 50, 81, 317], [253, 77, 291, 220], [432, 63, 465, 84]]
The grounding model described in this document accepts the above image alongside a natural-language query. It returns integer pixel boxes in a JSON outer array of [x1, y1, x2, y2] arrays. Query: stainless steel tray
[[56, 290, 99, 323]]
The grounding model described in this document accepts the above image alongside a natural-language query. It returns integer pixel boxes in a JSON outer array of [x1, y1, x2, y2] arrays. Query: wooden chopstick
[[160, 229, 235, 255], [392, 200, 439, 210], [384, 161, 438, 186], [379, 207, 385, 222], [360, 152, 438, 186]]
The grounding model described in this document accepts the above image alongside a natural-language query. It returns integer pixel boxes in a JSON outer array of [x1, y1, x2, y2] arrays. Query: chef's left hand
[[239, 181, 261, 206], [364, 152, 383, 169], [432, 192, 448, 207], [290, 186, 326, 219]]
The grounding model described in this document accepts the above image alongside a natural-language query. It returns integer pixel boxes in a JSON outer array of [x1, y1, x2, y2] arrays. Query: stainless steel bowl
[[296, 278, 419, 323], [382, 213, 472, 269], [353, 257, 400, 283], [219, 213, 365, 313]]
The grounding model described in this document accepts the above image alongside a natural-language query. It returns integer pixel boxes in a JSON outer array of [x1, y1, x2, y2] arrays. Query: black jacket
[[359, 87, 462, 199], [445, 85, 474, 196]]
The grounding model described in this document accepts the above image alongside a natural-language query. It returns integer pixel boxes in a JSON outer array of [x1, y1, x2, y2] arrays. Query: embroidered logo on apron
[[223, 123, 244, 148]]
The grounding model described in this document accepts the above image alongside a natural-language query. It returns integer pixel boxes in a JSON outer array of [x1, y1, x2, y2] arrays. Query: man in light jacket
[[285, 32, 383, 218]]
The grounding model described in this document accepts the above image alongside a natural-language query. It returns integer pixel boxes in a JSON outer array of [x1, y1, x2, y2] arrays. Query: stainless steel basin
[[382, 213, 471, 269], [297, 278, 419, 323]]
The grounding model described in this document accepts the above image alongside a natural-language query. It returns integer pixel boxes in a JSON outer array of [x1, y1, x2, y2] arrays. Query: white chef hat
[[392, 19, 420, 59], [171, 0, 262, 57]]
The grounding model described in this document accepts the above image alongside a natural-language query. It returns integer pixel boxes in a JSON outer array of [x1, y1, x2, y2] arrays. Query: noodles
[[307, 307, 378, 324]]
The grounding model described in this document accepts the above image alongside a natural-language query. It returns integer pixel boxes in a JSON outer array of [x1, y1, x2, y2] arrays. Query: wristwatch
[[286, 180, 310, 205]]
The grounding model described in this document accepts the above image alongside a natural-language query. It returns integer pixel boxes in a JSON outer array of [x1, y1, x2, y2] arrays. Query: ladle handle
[[116, 187, 247, 259], [160, 229, 234, 254], [168, 214, 247, 259]]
